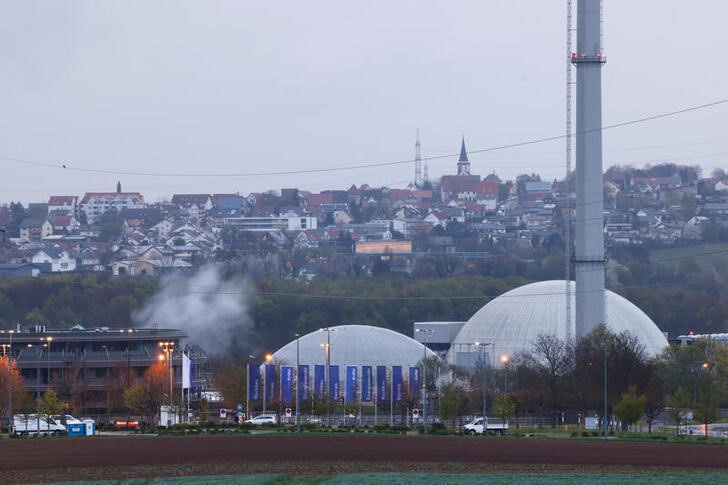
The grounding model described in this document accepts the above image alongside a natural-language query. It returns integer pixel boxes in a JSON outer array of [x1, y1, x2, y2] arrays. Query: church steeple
[[457, 136, 470, 175], [116, 181, 122, 193]]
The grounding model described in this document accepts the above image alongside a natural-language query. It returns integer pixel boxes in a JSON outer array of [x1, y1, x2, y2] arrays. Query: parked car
[[462, 417, 508, 435], [13, 414, 66, 436], [51, 414, 83, 426], [248, 414, 277, 425]]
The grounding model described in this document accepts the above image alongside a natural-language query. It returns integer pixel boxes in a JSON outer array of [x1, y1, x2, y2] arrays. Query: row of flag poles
[[247, 364, 421, 406]]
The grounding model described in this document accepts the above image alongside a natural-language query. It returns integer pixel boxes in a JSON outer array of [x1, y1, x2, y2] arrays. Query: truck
[[462, 417, 508, 435], [13, 414, 66, 436]]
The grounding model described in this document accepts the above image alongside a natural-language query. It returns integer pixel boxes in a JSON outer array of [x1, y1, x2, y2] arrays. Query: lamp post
[[2, 330, 14, 436], [415, 328, 434, 434], [320, 327, 337, 425], [29, 342, 40, 436], [44, 337, 53, 396], [246, 355, 255, 421], [475, 341, 493, 433], [125, 329, 133, 387], [500, 355, 509, 394], [158, 341, 175, 408], [294, 333, 301, 433]]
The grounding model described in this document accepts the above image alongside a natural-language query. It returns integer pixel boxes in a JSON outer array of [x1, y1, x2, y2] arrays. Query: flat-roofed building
[[0, 325, 207, 416]]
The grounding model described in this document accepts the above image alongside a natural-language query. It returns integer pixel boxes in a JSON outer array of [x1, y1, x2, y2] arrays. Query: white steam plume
[[133, 265, 254, 357]]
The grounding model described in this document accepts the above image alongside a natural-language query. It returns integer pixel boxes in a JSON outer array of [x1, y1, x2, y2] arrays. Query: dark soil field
[[1, 434, 727, 483]]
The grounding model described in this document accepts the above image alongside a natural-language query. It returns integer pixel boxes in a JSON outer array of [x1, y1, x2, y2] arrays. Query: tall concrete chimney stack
[[573, 0, 606, 337]]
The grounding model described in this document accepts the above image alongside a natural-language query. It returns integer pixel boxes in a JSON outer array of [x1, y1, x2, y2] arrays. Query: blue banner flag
[[314, 365, 325, 400], [361, 366, 373, 402], [329, 365, 340, 401], [409, 367, 421, 402], [345, 366, 358, 403], [392, 366, 403, 403], [248, 364, 260, 402], [281, 366, 294, 404], [264, 364, 276, 402], [376, 366, 387, 403], [298, 365, 310, 401]]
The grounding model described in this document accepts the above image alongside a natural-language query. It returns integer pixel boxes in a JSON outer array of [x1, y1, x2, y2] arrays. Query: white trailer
[[13, 414, 66, 436], [462, 417, 508, 435]]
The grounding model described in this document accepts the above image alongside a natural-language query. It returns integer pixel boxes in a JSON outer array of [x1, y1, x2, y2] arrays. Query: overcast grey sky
[[1, 1, 727, 203]]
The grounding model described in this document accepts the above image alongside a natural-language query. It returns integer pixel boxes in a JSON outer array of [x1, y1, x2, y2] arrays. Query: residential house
[[48, 213, 80, 234], [30, 248, 77, 272], [80, 192, 144, 223], [170, 194, 213, 218], [47, 196, 78, 216], [476, 180, 499, 211], [440, 175, 481, 203], [0, 263, 40, 278], [19, 218, 53, 241]]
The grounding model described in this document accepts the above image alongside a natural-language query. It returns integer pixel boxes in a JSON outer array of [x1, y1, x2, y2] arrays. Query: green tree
[[124, 384, 153, 417], [492, 394, 516, 424], [24, 307, 49, 325], [98, 208, 123, 242], [665, 386, 691, 437], [214, 361, 245, 409], [38, 390, 65, 415], [0, 356, 28, 415], [693, 390, 719, 438], [439, 378, 473, 428], [613, 386, 646, 432]]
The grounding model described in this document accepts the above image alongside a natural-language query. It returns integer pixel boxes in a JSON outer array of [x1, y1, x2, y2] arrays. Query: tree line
[[2, 272, 728, 349]]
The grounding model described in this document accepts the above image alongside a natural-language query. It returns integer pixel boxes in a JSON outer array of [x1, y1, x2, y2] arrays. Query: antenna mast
[[565, 0, 574, 338], [415, 130, 422, 188]]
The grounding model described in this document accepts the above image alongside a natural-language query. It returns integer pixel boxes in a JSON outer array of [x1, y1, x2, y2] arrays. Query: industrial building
[[414, 281, 669, 367], [268, 324, 437, 369], [0, 325, 207, 415]]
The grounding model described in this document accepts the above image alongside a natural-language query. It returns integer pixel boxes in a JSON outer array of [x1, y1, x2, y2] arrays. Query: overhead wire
[[1, 97, 727, 179]]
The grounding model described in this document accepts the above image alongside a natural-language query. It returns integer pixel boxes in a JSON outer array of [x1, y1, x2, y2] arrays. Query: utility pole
[[3, 330, 14, 437], [603, 340, 608, 440], [320, 327, 337, 425], [415, 328, 434, 434], [295, 333, 301, 433], [475, 341, 493, 436]]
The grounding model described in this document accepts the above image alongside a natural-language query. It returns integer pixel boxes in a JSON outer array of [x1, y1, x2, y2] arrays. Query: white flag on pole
[[182, 353, 191, 389]]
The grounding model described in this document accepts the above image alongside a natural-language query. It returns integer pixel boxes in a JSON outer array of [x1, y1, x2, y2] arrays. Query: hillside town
[[0, 141, 725, 280]]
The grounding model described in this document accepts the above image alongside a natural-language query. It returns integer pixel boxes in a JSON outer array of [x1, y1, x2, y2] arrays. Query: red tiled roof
[[48, 196, 77, 206], [80, 192, 144, 204]]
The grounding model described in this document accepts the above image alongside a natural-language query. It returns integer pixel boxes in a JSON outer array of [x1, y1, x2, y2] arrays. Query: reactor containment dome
[[269, 324, 438, 368], [446, 280, 668, 366]]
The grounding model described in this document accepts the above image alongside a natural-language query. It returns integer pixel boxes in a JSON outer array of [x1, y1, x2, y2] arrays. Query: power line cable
[[1, 97, 727, 178]]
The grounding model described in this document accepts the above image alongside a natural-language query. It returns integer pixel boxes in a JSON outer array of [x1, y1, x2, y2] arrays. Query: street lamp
[[44, 337, 53, 396], [320, 327, 338, 425], [500, 355, 509, 394], [260, 352, 273, 413], [2, 330, 14, 437], [28, 342, 42, 436], [246, 352, 271, 418], [124, 329, 134, 387], [158, 341, 175, 408], [474, 341, 493, 432], [415, 328, 434, 434]]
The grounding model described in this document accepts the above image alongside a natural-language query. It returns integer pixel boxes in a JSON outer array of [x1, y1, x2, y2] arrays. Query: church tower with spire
[[457, 137, 470, 176]]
